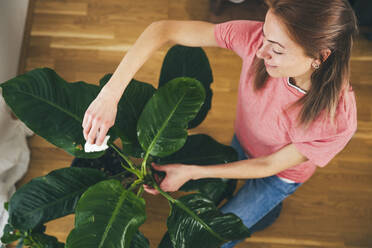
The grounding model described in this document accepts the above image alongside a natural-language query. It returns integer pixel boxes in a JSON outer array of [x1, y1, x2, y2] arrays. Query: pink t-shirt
[[214, 20, 357, 183]]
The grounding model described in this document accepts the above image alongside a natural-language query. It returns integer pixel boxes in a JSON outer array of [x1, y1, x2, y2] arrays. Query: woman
[[82, 0, 358, 246]]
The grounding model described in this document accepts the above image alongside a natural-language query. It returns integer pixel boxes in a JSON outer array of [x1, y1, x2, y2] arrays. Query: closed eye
[[263, 36, 284, 55]]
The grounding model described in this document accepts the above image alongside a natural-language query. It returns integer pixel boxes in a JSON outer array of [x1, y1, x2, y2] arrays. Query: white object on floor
[[0, 89, 34, 240], [1, 0, 31, 241], [229, 0, 245, 3], [84, 135, 110, 152]]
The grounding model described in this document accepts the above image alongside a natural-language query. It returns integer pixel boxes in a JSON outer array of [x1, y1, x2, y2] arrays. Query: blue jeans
[[219, 134, 302, 248]]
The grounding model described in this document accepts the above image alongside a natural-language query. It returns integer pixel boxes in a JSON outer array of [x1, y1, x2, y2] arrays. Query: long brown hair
[[251, 0, 358, 129]]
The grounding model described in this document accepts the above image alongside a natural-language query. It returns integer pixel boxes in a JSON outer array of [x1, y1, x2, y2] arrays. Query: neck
[[291, 70, 313, 92]]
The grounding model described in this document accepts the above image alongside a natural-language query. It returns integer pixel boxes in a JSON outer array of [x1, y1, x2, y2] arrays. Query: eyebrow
[[261, 26, 286, 49]]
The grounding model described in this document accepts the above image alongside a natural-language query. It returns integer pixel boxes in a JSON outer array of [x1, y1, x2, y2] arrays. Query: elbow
[[148, 20, 169, 43], [149, 20, 168, 34], [150, 20, 166, 28], [260, 156, 276, 178]]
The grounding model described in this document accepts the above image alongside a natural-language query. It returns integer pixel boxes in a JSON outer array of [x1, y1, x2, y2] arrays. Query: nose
[[256, 42, 271, 60]]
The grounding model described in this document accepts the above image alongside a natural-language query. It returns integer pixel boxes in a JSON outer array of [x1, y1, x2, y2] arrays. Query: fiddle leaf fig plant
[[0, 45, 250, 248]]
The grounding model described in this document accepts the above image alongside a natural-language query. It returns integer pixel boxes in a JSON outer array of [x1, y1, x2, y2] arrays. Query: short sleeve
[[214, 20, 263, 59], [288, 90, 358, 168]]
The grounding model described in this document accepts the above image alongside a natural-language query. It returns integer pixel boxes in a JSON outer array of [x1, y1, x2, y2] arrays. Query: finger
[[96, 123, 110, 146], [144, 184, 154, 190], [83, 115, 92, 141], [144, 184, 160, 195], [82, 111, 89, 128], [144, 186, 159, 195], [151, 162, 166, 171], [87, 119, 100, 144], [159, 181, 169, 192]]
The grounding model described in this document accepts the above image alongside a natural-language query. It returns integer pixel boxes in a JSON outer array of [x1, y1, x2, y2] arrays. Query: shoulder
[[214, 20, 264, 58], [215, 19, 263, 31]]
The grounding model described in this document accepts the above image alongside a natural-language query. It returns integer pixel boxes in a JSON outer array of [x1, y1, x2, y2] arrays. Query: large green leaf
[[158, 45, 213, 129], [66, 179, 146, 248], [8, 167, 106, 230], [155, 134, 238, 205], [99, 74, 156, 157], [116, 80, 156, 157], [180, 178, 237, 207], [167, 193, 250, 248], [0, 67, 107, 158], [138, 77, 205, 158], [155, 134, 237, 165]]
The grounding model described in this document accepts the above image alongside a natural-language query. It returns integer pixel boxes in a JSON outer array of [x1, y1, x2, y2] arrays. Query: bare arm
[[83, 20, 218, 145], [103, 20, 218, 102], [144, 143, 309, 194], [192, 143, 309, 180]]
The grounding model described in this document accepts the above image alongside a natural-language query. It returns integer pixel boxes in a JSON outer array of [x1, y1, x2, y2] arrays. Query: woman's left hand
[[144, 162, 196, 195]]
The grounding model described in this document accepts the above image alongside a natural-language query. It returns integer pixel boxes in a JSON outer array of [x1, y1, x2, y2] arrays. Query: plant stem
[[137, 185, 144, 197], [153, 184, 176, 204], [109, 143, 142, 178], [141, 159, 147, 177], [142, 151, 153, 177], [120, 162, 142, 179], [109, 143, 135, 170], [128, 178, 143, 192], [153, 184, 226, 242]]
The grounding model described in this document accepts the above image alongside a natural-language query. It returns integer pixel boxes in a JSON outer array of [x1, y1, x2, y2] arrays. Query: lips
[[264, 62, 277, 68]]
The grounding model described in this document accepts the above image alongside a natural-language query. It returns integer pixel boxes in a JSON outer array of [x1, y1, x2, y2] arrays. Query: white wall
[[0, 0, 30, 84]]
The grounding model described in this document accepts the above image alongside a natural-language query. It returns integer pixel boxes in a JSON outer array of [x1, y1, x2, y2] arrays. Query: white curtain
[[0, 0, 32, 241], [0, 89, 33, 239]]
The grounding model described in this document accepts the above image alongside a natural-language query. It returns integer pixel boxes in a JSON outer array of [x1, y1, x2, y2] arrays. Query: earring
[[312, 63, 320, 69]]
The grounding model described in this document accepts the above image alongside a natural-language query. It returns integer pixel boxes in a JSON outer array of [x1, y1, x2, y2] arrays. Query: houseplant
[[0, 45, 251, 248]]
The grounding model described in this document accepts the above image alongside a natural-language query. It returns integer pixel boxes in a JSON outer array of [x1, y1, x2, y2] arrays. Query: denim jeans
[[219, 134, 302, 248]]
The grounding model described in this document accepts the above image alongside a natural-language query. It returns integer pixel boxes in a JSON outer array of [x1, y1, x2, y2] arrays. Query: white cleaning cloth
[[84, 135, 110, 153]]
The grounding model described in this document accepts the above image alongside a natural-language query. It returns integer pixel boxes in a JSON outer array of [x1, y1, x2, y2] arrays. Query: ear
[[313, 48, 332, 67], [321, 48, 331, 62]]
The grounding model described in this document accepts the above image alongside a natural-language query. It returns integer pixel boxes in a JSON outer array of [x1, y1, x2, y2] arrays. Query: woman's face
[[256, 9, 315, 79]]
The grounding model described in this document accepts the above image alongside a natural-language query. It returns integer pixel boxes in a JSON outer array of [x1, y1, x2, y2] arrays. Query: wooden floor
[[11, 0, 372, 247]]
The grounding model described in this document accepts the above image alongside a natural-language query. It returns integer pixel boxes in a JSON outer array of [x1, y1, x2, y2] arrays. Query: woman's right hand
[[82, 86, 119, 146]]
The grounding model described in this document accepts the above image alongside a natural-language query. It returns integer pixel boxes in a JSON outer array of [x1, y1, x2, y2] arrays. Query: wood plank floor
[[10, 0, 372, 247]]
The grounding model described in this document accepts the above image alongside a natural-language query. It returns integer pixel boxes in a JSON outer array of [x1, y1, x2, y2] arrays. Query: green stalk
[[109, 143, 142, 178], [109, 143, 135, 170], [120, 162, 142, 179], [141, 159, 147, 177], [153, 184, 226, 243], [142, 153, 149, 176], [153, 184, 176, 204], [128, 179, 143, 192], [141, 154, 154, 177], [137, 185, 144, 197]]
